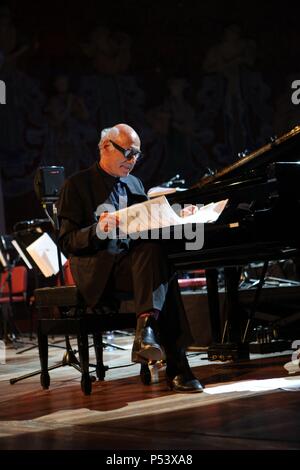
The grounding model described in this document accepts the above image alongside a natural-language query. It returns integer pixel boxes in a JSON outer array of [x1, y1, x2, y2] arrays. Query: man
[[57, 123, 202, 392]]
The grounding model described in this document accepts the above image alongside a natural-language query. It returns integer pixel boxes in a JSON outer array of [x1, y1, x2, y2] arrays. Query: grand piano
[[167, 125, 300, 360]]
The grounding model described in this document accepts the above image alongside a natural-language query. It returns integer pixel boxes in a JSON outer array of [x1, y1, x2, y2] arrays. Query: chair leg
[[37, 321, 50, 389], [77, 330, 92, 395], [93, 332, 107, 380]]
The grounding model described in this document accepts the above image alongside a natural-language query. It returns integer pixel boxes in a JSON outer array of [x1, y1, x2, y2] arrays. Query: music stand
[[0, 233, 44, 349], [0, 228, 67, 353], [11, 228, 69, 354]]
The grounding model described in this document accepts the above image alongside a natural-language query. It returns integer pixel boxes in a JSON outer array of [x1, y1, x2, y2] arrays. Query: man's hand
[[98, 211, 120, 233], [180, 205, 199, 218]]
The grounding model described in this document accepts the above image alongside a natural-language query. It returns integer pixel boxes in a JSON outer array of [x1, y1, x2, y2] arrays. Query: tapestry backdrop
[[1, 0, 300, 231]]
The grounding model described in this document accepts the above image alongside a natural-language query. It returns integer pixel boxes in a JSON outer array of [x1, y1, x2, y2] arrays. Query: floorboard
[[1, 333, 300, 451]]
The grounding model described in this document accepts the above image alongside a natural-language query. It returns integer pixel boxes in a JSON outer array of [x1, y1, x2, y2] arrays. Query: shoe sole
[[132, 346, 163, 363], [169, 386, 203, 393]]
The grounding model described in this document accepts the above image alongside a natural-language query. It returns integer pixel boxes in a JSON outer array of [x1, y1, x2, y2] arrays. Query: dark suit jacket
[[57, 162, 147, 307]]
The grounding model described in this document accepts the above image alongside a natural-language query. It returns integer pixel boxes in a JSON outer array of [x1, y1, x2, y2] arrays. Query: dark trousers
[[106, 241, 193, 350]]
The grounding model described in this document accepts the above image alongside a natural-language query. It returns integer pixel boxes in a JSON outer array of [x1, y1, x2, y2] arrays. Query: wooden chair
[[34, 261, 149, 395]]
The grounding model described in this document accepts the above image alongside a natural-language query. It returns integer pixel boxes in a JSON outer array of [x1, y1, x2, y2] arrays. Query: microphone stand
[[48, 202, 78, 359], [51, 203, 65, 286]]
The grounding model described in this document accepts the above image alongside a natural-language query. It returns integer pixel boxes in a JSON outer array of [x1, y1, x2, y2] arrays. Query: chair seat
[[189, 269, 205, 275], [0, 295, 25, 303], [39, 313, 137, 335], [34, 286, 136, 312], [178, 277, 206, 288], [35, 286, 79, 307]]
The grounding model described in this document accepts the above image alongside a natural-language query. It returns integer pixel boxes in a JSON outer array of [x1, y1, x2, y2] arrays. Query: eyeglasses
[[109, 140, 142, 161]]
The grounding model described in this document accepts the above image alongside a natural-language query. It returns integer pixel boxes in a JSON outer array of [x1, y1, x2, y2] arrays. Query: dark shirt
[[95, 163, 128, 212], [95, 163, 130, 253]]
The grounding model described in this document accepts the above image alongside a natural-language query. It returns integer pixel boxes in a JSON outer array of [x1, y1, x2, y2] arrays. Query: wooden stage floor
[[1, 333, 300, 452]]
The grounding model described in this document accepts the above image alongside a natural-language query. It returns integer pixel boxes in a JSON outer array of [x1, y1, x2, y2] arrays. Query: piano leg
[[224, 266, 243, 343], [242, 260, 269, 343], [205, 269, 221, 343], [207, 267, 249, 362]]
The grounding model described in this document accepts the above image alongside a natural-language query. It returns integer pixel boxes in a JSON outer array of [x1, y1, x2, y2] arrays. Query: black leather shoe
[[132, 315, 163, 363], [165, 347, 203, 392], [167, 374, 203, 393]]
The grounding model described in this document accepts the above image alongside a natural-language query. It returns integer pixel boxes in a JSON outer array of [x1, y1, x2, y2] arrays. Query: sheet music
[[26, 232, 67, 277], [115, 196, 228, 236], [11, 240, 33, 270]]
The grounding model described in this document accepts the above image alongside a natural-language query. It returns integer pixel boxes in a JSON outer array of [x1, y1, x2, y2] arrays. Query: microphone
[[164, 174, 186, 187], [170, 174, 180, 182]]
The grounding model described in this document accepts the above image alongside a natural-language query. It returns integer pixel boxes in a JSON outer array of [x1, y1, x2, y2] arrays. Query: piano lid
[[192, 125, 300, 190]]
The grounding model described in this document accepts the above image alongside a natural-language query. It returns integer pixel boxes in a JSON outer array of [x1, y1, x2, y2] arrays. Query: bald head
[[98, 123, 141, 177], [99, 124, 140, 149]]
